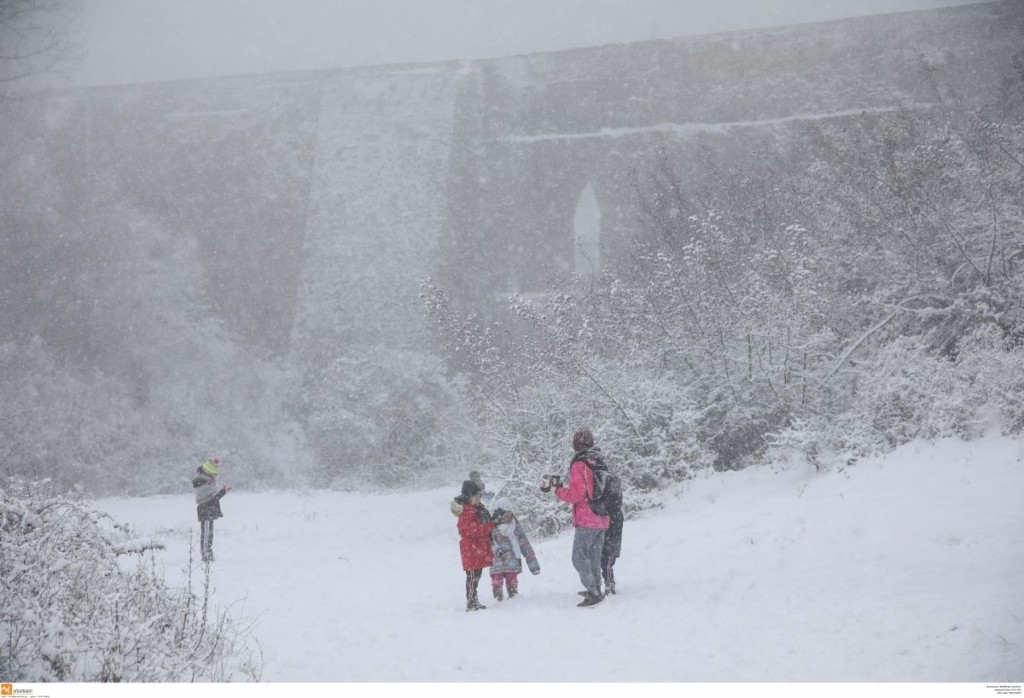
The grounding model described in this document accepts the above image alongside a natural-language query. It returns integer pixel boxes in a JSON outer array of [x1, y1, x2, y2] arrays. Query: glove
[[224, 484, 233, 493], [539, 477, 550, 492]]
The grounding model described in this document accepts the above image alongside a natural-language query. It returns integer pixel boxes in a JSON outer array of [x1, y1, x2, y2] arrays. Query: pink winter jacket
[[555, 459, 611, 530]]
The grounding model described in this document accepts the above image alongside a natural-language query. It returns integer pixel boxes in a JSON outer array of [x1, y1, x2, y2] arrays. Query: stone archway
[[573, 181, 601, 277]]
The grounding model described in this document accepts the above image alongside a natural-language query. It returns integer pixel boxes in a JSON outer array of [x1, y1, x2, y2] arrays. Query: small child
[[602, 500, 623, 594], [599, 466, 623, 594], [453, 479, 496, 611], [191, 457, 232, 563], [488, 497, 540, 601]]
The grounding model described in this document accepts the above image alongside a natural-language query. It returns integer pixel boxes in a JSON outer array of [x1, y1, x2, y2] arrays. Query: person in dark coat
[[453, 479, 496, 611], [601, 490, 624, 594], [192, 457, 232, 563]]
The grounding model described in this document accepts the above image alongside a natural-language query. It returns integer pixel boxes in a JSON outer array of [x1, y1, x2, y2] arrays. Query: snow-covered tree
[[0, 0, 80, 92], [425, 51, 1024, 498], [0, 478, 261, 681]]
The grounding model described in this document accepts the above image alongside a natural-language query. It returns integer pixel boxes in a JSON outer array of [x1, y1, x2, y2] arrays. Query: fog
[[72, 0, 990, 87], [1, 0, 1019, 498]]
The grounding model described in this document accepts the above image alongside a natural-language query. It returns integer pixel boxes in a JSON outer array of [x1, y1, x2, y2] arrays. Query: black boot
[[577, 591, 604, 608]]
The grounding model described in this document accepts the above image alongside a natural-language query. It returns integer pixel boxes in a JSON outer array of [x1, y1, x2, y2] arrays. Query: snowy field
[[92, 435, 1024, 685]]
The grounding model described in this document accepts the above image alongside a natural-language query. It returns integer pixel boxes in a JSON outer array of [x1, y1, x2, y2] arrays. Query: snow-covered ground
[[92, 435, 1024, 685]]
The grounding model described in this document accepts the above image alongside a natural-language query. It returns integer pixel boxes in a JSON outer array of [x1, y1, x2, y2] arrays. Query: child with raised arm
[[192, 457, 232, 563]]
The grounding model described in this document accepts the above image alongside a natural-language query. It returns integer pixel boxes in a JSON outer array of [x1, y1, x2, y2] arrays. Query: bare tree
[[0, 0, 79, 91]]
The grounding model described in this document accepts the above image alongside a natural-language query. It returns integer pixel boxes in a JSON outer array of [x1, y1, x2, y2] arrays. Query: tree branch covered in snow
[[0, 0, 80, 90], [424, 51, 1024, 507]]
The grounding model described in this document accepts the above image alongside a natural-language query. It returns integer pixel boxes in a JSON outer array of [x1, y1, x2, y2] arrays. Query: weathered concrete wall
[[290, 65, 461, 370], [439, 0, 1024, 308], [4, 73, 322, 354], [4, 1, 1020, 357]]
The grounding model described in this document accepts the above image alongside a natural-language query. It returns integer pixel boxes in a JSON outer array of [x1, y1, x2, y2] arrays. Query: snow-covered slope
[[93, 435, 1024, 682]]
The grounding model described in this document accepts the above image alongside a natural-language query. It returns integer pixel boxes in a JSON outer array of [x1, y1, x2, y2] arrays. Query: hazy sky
[[74, 0, 990, 86]]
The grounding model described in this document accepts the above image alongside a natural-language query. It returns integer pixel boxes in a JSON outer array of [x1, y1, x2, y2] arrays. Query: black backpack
[[583, 457, 621, 517]]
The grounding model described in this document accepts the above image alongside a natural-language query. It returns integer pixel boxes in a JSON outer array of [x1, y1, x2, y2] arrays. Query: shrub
[[0, 478, 262, 682]]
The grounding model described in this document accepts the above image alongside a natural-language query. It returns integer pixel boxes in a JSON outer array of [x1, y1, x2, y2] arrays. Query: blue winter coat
[[489, 519, 540, 576]]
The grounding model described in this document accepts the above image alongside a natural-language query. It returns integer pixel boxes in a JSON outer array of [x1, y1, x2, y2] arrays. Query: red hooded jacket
[[457, 502, 495, 570]]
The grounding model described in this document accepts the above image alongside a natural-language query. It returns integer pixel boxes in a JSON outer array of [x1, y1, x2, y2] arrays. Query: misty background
[[70, 0, 992, 87], [0, 0, 1021, 505]]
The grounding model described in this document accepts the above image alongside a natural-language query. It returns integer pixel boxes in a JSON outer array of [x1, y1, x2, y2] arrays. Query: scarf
[[498, 520, 524, 560]]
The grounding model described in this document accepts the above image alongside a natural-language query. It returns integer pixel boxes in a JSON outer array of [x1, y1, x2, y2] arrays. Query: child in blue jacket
[[488, 498, 540, 601]]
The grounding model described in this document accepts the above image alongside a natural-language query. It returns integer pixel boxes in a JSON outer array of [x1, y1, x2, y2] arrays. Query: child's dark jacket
[[604, 507, 624, 558], [192, 471, 227, 521]]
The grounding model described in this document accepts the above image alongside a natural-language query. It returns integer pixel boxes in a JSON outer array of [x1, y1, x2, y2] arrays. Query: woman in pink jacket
[[540, 426, 610, 608]]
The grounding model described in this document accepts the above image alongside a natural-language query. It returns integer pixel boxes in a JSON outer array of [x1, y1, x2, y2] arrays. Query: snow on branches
[[0, 479, 261, 682]]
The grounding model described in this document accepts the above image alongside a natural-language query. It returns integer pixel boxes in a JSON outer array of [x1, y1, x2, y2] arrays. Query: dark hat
[[461, 480, 482, 498], [573, 427, 595, 452]]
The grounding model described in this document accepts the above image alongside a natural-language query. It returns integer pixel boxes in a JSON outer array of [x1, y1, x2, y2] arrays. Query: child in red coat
[[452, 479, 496, 611]]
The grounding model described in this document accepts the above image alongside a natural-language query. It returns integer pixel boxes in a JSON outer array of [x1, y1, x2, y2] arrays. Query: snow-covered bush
[[423, 280, 714, 536], [772, 325, 1024, 468], [954, 324, 1024, 433], [0, 479, 262, 682], [427, 52, 1023, 494], [298, 348, 487, 489]]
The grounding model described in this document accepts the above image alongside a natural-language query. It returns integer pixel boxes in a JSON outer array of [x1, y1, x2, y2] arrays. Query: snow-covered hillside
[[93, 435, 1024, 683]]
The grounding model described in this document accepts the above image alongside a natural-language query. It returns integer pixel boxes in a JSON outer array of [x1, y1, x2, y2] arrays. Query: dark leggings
[[602, 553, 617, 588], [464, 568, 483, 602]]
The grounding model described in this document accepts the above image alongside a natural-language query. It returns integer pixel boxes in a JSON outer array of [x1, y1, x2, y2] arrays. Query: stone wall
[[3, 1, 1020, 356], [439, 1, 1023, 309]]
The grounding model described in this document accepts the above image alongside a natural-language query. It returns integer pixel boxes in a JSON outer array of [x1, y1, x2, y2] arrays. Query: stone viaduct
[[4, 1, 1020, 361]]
